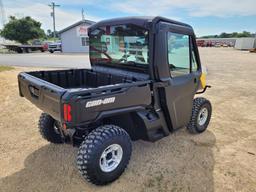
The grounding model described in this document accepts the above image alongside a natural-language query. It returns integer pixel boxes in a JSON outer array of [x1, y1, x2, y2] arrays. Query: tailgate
[[18, 72, 66, 120]]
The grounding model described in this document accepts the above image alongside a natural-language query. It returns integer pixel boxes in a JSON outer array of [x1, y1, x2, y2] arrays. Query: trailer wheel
[[38, 113, 63, 144], [17, 48, 23, 53], [187, 97, 212, 134], [26, 48, 32, 53], [77, 125, 132, 185]]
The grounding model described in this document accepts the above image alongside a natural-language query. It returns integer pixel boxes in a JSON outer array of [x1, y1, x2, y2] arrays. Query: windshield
[[89, 24, 149, 69]]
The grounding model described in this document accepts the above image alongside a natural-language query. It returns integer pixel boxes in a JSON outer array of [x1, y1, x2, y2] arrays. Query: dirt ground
[[0, 48, 256, 192]]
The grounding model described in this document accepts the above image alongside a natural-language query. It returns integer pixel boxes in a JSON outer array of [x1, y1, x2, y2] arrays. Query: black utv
[[18, 16, 212, 185]]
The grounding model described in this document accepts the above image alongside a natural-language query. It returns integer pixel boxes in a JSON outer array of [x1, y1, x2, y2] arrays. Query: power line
[[48, 2, 60, 39]]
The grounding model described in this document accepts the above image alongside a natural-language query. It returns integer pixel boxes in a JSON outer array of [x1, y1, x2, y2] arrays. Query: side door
[[156, 24, 201, 130]]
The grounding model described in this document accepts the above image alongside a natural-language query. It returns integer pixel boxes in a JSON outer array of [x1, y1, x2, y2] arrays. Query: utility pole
[[48, 2, 60, 39], [0, 0, 6, 27], [0, 0, 6, 43], [81, 8, 85, 21]]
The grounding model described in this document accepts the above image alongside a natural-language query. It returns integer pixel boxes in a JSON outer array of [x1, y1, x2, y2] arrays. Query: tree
[[200, 31, 254, 39], [219, 32, 231, 38], [0, 16, 45, 44], [237, 31, 252, 38], [46, 29, 60, 39], [47, 29, 52, 37]]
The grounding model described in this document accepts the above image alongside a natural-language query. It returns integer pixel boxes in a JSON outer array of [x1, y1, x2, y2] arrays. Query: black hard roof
[[89, 16, 192, 31]]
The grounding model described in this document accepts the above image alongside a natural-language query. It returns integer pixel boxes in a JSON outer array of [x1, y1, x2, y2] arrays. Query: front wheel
[[187, 97, 212, 134], [76, 125, 132, 185]]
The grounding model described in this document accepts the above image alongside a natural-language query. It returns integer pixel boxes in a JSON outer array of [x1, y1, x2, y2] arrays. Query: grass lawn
[[0, 66, 14, 72]]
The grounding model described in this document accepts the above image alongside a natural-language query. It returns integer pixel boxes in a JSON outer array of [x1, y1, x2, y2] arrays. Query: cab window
[[167, 32, 190, 77], [191, 43, 198, 72]]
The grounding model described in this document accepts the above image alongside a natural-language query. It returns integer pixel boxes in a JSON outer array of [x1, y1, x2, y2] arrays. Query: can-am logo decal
[[85, 97, 116, 108]]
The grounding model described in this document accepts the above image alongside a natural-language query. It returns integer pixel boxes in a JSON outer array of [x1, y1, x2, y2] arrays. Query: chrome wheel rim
[[197, 107, 208, 126], [99, 144, 123, 172]]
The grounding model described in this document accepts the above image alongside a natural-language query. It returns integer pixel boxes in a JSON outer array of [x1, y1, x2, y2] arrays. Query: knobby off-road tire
[[187, 97, 212, 134], [77, 125, 132, 185], [38, 113, 63, 144]]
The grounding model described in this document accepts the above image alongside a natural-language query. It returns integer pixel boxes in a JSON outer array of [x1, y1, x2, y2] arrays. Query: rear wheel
[[187, 97, 212, 134], [38, 113, 63, 144], [76, 125, 132, 185]]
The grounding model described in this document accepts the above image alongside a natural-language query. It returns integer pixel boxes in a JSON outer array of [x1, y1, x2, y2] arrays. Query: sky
[[1, 0, 256, 37]]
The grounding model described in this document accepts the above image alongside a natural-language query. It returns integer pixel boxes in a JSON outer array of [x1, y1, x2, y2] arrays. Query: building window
[[168, 32, 190, 77], [81, 37, 89, 46], [86, 37, 89, 46], [191, 46, 198, 72], [81, 37, 86, 46]]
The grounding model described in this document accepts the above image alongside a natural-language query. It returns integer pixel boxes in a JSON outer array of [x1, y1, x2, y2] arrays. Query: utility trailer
[[2, 44, 47, 53], [18, 16, 212, 185]]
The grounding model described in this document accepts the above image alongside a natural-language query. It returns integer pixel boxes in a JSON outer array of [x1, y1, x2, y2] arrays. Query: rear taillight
[[63, 104, 72, 122]]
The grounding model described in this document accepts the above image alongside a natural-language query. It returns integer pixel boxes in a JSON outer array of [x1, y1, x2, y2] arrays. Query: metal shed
[[235, 38, 256, 50], [59, 20, 95, 53]]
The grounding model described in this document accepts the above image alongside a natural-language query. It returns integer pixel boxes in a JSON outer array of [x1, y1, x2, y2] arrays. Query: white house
[[59, 20, 95, 53]]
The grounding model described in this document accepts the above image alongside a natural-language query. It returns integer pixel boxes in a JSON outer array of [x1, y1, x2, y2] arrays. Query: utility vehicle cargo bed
[[18, 67, 151, 123], [26, 67, 148, 89]]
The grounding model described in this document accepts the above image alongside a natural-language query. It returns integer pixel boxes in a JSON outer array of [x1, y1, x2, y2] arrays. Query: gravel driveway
[[0, 52, 91, 68]]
